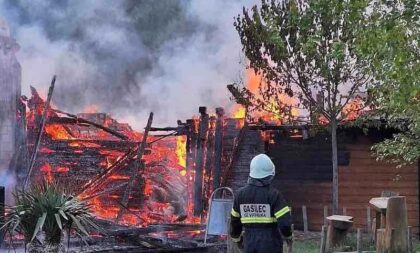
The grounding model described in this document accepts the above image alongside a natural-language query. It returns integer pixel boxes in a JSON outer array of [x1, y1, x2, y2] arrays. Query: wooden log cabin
[[224, 122, 419, 235]]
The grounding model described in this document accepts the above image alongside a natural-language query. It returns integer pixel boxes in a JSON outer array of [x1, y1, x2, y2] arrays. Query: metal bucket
[[204, 187, 234, 245]]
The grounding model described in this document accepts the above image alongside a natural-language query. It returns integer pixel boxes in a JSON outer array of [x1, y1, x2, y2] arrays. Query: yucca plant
[[2, 180, 99, 253]]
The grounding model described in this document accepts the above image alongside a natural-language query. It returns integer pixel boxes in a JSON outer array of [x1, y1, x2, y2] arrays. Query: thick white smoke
[[0, 0, 258, 129]]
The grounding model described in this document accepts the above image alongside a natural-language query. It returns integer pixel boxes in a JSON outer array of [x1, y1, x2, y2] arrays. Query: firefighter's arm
[[230, 196, 243, 242], [273, 193, 293, 239]]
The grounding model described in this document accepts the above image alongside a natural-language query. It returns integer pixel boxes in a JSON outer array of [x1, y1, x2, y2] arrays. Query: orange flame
[[231, 68, 299, 124], [45, 124, 73, 140], [176, 136, 187, 169], [83, 104, 99, 113], [233, 106, 246, 119], [40, 163, 53, 183]]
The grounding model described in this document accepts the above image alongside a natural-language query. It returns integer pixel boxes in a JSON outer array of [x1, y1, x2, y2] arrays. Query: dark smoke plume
[[1, 0, 257, 128]]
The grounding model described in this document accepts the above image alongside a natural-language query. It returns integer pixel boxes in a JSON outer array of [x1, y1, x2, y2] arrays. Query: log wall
[[267, 131, 419, 235]]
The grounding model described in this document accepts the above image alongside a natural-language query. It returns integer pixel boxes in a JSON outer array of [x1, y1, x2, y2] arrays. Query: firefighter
[[230, 154, 292, 253]]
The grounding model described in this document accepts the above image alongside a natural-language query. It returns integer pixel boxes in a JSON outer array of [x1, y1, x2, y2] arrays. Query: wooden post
[[356, 228, 362, 253], [373, 209, 381, 243], [213, 107, 224, 190], [117, 112, 153, 221], [194, 107, 209, 217], [203, 115, 216, 210], [376, 228, 386, 253], [186, 119, 198, 218], [367, 206, 372, 239], [320, 225, 327, 253], [24, 75, 56, 189], [323, 206, 328, 226], [408, 226, 413, 253], [287, 224, 294, 253], [302, 205, 308, 233]]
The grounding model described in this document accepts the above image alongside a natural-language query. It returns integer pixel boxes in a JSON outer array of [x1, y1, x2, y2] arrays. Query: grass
[[287, 239, 319, 253], [282, 233, 420, 253]]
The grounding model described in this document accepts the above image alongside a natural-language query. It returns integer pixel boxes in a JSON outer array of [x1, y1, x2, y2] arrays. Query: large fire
[[26, 87, 189, 227], [231, 69, 299, 124]]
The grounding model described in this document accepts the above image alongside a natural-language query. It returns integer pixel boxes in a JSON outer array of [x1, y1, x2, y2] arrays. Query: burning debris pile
[[24, 86, 188, 226]]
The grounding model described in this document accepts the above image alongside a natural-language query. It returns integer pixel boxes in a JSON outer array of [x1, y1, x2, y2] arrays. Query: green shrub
[[1, 180, 99, 252]]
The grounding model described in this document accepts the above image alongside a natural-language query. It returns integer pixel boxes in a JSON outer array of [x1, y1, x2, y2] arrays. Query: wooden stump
[[325, 215, 353, 252], [385, 196, 408, 253], [375, 196, 409, 253]]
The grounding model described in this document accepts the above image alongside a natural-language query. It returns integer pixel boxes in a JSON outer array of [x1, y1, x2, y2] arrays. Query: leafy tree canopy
[[357, 0, 419, 166]]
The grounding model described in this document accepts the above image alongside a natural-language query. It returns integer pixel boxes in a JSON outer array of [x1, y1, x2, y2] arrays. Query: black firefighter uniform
[[230, 178, 292, 253]]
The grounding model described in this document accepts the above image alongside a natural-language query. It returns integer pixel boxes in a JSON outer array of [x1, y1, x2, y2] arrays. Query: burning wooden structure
[[21, 87, 189, 226]]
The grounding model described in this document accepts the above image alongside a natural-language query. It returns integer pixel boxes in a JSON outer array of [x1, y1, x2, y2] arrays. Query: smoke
[[0, 0, 257, 128]]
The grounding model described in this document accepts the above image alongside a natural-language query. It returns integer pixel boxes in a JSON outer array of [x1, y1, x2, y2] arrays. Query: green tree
[[357, 0, 419, 166], [234, 0, 371, 214]]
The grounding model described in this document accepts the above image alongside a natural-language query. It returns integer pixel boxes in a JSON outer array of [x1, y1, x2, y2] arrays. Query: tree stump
[[375, 196, 408, 253], [325, 215, 353, 252], [385, 196, 408, 253]]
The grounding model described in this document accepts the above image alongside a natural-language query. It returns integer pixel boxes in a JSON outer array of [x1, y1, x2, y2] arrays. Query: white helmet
[[249, 154, 275, 179]]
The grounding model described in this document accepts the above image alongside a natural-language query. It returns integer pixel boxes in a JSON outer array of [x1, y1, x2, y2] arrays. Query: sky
[[0, 0, 258, 129]]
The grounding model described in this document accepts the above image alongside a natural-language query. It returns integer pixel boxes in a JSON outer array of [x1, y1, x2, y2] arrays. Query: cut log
[[385, 196, 408, 253], [325, 215, 353, 252]]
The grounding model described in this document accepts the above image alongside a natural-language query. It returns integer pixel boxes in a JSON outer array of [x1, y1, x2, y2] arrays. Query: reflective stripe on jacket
[[229, 177, 292, 244]]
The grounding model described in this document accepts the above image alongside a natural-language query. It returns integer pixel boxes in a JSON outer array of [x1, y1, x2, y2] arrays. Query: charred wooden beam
[[203, 115, 216, 210], [78, 148, 136, 196], [24, 75, 56, 189], [117, 112, 153, 221], [213, 108, 224, 190], [194, 107, 209, 217], [50, 110, 129, 140], [185, 119, 196, 217]]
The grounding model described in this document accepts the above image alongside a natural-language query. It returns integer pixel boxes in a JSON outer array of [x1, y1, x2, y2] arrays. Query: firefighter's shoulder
[[235, 185, 248, 199]]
